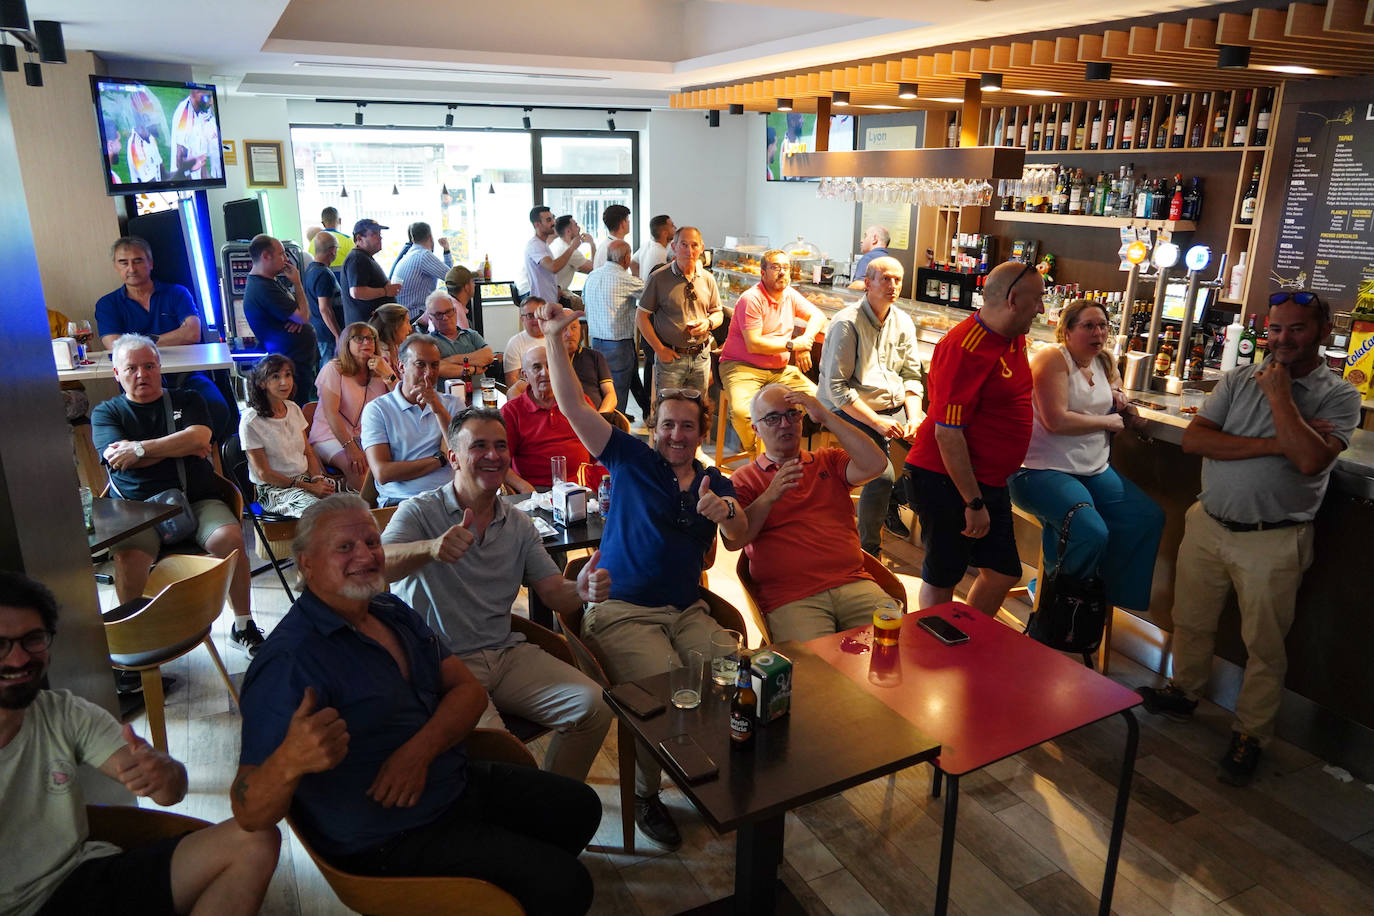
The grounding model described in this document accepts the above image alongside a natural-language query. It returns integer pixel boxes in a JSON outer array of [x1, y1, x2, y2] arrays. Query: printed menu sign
[[1273, 98, 1374, 304]]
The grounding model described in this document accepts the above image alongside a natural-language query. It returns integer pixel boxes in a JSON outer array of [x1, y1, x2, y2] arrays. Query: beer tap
[[1144, 242, 1180, 365], [1173, 246, 1228, 382]]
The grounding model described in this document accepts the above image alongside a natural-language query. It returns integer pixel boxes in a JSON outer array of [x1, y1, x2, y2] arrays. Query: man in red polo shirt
[[719, 249, 827, 454], [905, 260, 1044, 615], [731, 384, 890, 641], [501, 345, 604, 492]]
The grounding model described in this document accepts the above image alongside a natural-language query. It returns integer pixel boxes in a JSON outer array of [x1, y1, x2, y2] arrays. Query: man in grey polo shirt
[[1138, 291, 1360, 787], [636, 227, 722, 392], [380, 406, 612, 781]]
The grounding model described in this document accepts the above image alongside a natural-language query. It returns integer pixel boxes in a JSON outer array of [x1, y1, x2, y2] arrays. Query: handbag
[[1024, 502, 1108, 655], [108, 392, 198, 545]]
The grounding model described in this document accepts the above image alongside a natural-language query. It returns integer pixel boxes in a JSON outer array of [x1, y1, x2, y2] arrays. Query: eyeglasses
[[757, 408, 804, 427], [0, 629, 53, 660], [1269, 291, 1321, 307], [675, 490, 697, 529], [430, 308, 456, 319], [658, 388, 702, 401]]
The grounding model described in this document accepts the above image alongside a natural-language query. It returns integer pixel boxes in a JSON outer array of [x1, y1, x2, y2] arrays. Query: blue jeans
[[1008, 465, 1164, 611], [593, 337, 637, 414], [652, 347, 711, 394], [837, 407, 906, 556]]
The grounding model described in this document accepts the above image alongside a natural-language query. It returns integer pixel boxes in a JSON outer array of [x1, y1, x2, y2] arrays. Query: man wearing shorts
[[904, 260, 1044, 615], [0, 572, 279, 915], [92, 334, 267, 657]]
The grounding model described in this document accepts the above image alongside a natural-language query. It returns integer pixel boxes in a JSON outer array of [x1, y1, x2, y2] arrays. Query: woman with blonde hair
[[310, 322, 395, 490], [1008, 299, 1163, 613]]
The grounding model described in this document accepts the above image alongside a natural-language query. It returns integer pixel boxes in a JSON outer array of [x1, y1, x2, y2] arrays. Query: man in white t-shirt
[[634, 213, 676, 277], [503, 296, 548, 396], [170, 88, 221, 180], [548, 215, 595, 302], [520, 206, 588, 305], [126, 121, 163, 183], [592, 204, 639, 273], [0, 572, 279, 916]]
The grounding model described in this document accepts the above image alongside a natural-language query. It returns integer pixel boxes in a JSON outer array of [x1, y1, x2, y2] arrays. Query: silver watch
[[132, 441, 146, 458]]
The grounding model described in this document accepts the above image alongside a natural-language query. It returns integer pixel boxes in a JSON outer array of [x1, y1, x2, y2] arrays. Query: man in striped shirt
[[391, 221, 453, 322], [904, 260, 1042, 614], [583, 240, 645, 414]]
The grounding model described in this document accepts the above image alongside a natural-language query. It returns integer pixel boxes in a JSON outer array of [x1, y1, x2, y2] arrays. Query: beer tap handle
[[1206, 252, 1229, 288]]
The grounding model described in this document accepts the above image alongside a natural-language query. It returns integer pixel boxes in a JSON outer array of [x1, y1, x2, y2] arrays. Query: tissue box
[[52, 338, 78, 370], [550, 481, 589, 526], [749, 650, 793, 725]]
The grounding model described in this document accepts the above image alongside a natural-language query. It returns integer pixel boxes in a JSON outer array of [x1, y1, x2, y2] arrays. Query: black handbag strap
[[1056, 502, 1092, 556], [161, 391, 188, 494]]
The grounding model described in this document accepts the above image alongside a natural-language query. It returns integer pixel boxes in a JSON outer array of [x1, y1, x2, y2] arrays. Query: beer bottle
[[462, 357, 473, 404], [730, 653, 756, 750], [482, 253, 492, 280], [1187, 332, 1206, 380]]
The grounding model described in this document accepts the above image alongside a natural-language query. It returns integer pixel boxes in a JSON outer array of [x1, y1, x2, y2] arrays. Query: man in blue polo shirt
[[360, 336, 458, 506], [233, 494, 600, 914], [95, 236, 236, 440], [538, 300, 750, 851]]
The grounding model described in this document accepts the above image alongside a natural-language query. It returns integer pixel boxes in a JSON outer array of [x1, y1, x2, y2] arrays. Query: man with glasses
[[424, 288, 494, 383], [818, 257, 924, 558], [0, 572, 279, 915], [1137, 290, 1359, 787], [503, 297, 549, 397], [731, 385, 890, 642], [904, 259, 1044, 616], [360, 335, 459, 507], [637, 227, 723, 393], [719, 249, 826, 454], [537, 300, 749, 851]]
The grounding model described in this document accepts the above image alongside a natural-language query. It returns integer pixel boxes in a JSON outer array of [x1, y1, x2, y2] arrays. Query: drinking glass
[[550, 455, 567, 485], [669, 649, 705, 709], [710, 629, 743, 686], [873, 599, 903, 647], [1179, 388, 1206, 416], [481, 376, 498, 408]]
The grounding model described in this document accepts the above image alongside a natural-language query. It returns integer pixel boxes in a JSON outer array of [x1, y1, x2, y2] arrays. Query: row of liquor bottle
[[1125, 310, 1268, 377], [1000, 164, 1206, 222], [988, 89, 1273, 152]]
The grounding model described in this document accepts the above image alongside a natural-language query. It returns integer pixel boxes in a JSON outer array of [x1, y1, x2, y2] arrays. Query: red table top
[[807, 602, 1141, 776]]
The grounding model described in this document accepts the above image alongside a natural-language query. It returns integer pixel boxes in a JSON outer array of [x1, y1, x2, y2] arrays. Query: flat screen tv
[[765, 113, 855, 182], [1162, 281, 1212, 323], [91, 76, 227, 196]]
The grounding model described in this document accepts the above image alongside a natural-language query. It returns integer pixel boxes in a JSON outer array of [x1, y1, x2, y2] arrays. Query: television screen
[[91, 76, 227, 196], [765, 113, 855, 182], [1162, 281, 1212, 323]]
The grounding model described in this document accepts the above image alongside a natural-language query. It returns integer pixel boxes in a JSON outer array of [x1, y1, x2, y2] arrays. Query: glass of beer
[[873, 599, 903, 647], [481, 377, 498, 408]]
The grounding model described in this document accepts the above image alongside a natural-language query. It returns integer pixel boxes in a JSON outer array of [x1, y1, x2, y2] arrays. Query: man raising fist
[[234, 494, 602, 914], [535, 299, 749, 850]]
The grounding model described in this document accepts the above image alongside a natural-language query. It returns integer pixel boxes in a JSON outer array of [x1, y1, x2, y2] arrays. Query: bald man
[[848, 225, 892, 290], [304, 231, 344, 362], [904, 259, 1045, 615], [499, 345, 600, 493], [583, 238, 645, 414]]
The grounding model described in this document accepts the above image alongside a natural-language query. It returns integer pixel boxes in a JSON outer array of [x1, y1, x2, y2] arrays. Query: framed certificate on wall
[[244, 140, 286, 188]]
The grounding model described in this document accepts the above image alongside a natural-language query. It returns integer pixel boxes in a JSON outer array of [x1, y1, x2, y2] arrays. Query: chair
[[359, 469, 379, 509], [86, 805, 211, 847], [302, 400, 318, 427], [103, 551, 242, 752], [289, 728, 530, 916], [559, 554, 748, 851], [370, 505, 398, 530], [713, 387, 752, 471], [734, 549, 905, 645], [222, 434, 297, 600]]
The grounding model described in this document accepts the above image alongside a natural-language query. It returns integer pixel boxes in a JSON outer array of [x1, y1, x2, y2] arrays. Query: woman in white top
[[1008, 300, 1163, 612], [239, 355, 336, 516]]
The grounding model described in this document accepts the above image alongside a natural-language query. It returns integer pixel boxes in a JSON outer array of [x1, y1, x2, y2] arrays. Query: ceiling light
[[339, 184, 348, 198], [607, 109, 616, 130], [1260, 64, 1317, 74], [0, 0, 29, 30], [729, 103, 743, 115], [897, 82, 919, 99], [444, 104, 455, 127], [23, 59, 39, 87], [776, 98, 793, 112], [442, 183, 450, 196], [488, 183, 495, 195], [0, 42, 16, 73], [391, 184, 399, 195], [708, 110, 720, 127], [1084, 62, 1112, 81], [522, 108, 532, 129], [1118, 78, 1175, 87], [859, 105, 904, 110], [1008, 88, 1064, 97], [33, 19, 64, 63], [1217, 45, 1252, 70], [833, 91, 850, 106], [980, 73, 1002, 91], [290, 60, 609, 82], [354, 102, 364, 126], [930, 97, 964, 104]]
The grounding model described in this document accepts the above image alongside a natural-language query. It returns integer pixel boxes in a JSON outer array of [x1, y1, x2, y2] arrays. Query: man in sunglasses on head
[[1137, 290, 1360, 788], [537, 299, 750, 852], [636, 227, 723, 394], [730, 384, 890, 642]]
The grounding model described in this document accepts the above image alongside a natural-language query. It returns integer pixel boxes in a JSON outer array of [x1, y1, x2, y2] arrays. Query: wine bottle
[[1089, 104, 1103, 150], [1031, 108, 1044, 150], [1058, 105, 1072, 150], [1239, 165, 1260, 224], [1210, 92, 1228, 147], [1074, 107, 1087, 149], [1068, 168, 1085, 215], [1104, 102, 1118, 150], [1019, 108, 1031, 148], [1254, 90, 1272, 145], [1172, 96, 1188, 148], [1155, 101, 1171, 148], [1189, 95, 1205, 147], [1232, 91, 1251, 146], [1121, 100, 1137, 149], [1137, 101, 1152, 150]]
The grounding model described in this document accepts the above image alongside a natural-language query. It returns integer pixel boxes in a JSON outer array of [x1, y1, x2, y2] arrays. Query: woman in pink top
[[311, 322, 395, 490]]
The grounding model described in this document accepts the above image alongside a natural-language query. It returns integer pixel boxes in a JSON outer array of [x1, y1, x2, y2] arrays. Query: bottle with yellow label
[[1344, 277, 1374, 395]]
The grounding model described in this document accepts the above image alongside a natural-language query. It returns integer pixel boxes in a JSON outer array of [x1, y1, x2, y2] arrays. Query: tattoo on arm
[[232, 773, 249, 809]]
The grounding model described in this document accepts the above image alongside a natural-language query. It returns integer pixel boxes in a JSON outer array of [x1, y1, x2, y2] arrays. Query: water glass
[[669, 649, 705, 709], [710, 629, 743, 686], [550, 455, 567, 485], [79, 485, 94, 533]]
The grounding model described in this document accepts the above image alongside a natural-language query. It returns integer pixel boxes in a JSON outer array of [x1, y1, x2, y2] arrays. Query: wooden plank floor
[[95, 517, 1374, 915]]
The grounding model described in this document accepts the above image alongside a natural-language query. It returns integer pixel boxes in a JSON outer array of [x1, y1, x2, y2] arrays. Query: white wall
[[206, 95, 301, 256], [642, 109, 748, 249], [742, 114, 857, 260]]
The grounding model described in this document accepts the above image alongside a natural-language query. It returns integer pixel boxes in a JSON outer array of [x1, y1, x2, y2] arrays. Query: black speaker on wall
[[222, 198, 265, 242]]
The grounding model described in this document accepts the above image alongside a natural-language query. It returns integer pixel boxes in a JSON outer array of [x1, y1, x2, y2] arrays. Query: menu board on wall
[[860, 125, 917, 250], [1272, 98, 1374, 304]]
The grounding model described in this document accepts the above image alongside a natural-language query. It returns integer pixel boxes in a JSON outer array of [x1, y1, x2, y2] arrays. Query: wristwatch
[[965, 497, 985, 511], [723, 497, 737, 520], [784, 339, 795, 352], [132, 441, 146, 458]]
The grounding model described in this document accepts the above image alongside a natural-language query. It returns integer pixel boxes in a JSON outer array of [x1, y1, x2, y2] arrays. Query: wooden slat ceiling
[[671, 0, 1373, 113]]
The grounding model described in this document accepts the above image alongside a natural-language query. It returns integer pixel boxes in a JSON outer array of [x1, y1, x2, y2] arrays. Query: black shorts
[[906, 467, 1021, 588], [38, 834, 185, 916]]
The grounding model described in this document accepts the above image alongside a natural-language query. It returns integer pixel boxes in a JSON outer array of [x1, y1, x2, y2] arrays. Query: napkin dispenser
[[551, 481, 589, 526], [52, 338, 79, 370]]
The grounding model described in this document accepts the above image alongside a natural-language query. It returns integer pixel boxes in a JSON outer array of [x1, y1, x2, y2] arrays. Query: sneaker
[[1218, 731, 1262, 786], [113, 669, 175, 696], [1136, 684, 1198, 721], [634, 793, 682, 850], [230, 621, 266, 658], [884, 504, 910, 538]]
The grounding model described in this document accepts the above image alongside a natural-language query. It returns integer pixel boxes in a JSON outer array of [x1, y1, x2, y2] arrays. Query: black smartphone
[[659, 734, 719, 784], [607, 683, 665, 719], [919, 615, 970, 645]]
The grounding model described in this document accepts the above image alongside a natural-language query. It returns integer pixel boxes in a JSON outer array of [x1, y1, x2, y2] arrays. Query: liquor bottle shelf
[[1014, 146, 1263, 156], [992, 211, 1196, 232]]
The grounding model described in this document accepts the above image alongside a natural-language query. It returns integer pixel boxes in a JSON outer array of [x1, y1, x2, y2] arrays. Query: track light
[[488, 183, 495, 195], [442, 183, 450, 196], [897, 82, 919, 100], [708, 110, 720, 127], [979, 73, 1001, 91], [1084, 61, 1112, 81], [522, 108, 532, 129], [391, 184, 399, 195], [354, 102, 364, 126], [0, 0, 29, 30], [0, 42, 16, 73], [776, 98, 793, 112], [607, 110, 616, 130], [1217, 45, 1252, 69], [833, 91, 850, 106], [23, 59, 40, 86], [339, 185, 348, 198], [729, 103, 743, 115], [33, 19, 63, 63], [444, 104, 455, 127]]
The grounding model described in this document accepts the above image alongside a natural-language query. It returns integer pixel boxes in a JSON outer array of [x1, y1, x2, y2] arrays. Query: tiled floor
[[98, 512, 1374, 915]]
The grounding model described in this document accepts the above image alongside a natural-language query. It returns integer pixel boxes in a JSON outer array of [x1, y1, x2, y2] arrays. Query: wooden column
[[961, 78, 982, 147], [815, 97, 832, 151]]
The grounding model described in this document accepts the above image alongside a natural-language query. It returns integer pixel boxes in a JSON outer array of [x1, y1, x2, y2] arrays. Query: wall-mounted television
[[765, 113, 855, 182], [91, 76, 227, 196], [1161, 281, 1212, 323]]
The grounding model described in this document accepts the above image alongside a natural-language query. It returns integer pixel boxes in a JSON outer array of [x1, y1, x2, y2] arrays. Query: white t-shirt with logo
[[0, 690, 126, 915]]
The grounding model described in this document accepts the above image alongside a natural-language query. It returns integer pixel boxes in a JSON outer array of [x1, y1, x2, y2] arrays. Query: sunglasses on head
[[1269, 291, 1321, 307], [658, 388, 702, 401], [1009, 261, 1036, 292]]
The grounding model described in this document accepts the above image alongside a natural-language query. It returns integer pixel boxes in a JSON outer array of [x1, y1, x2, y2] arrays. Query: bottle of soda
[[730, 653, 756, 750], [462, 357, 473, 405], [597, 474, 611, 519]]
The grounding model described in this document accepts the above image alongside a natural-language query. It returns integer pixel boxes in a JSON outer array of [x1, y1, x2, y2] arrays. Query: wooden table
[[808, 603, 1142, 916], [57, 342, 235, 382], [88, 497, 180, 552], [605, 642, 940, 914], [501, 492, 604, 628]]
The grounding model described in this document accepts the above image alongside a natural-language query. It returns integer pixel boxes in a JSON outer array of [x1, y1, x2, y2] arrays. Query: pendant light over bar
[[979, 73, 1002, 91], [897, 83, 919, 99], [832, 90, 850, 106]]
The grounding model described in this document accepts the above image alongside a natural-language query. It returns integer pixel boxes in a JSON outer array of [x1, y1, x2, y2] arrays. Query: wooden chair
[[103, 551, 242, 752], [370, 505, 398, 530], [222, 433, 298, 600], [359, 470, 379, 509], [734, 549, 905, 645], [86, 805, 211, 847], [289, 728, 530, 916], [713, 386, 752, 471], [560, 555, 748, 851]]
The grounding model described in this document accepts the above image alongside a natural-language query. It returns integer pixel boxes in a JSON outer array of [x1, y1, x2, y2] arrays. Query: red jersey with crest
[[906, 312, 1033, 487]]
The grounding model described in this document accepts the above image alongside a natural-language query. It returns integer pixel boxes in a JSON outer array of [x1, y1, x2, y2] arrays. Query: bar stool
[[713, 387, 753, 469]]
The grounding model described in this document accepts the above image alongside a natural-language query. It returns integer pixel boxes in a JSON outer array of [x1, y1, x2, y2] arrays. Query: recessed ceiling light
[[776, 98, 793, 111], [1259, 64, 1317, 74], [859, 105, 904, 110], [897, 82, 919, 99], [1118, 78, 1175, 87], [980, 72, 1002, 91], [833, 91, 850, 106], [1008, 88, 1064, 97], [930, 97, 964, 104]]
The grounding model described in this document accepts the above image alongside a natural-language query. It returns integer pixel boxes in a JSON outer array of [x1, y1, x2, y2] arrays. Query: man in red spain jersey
[[905, 260, 1044, 614]]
